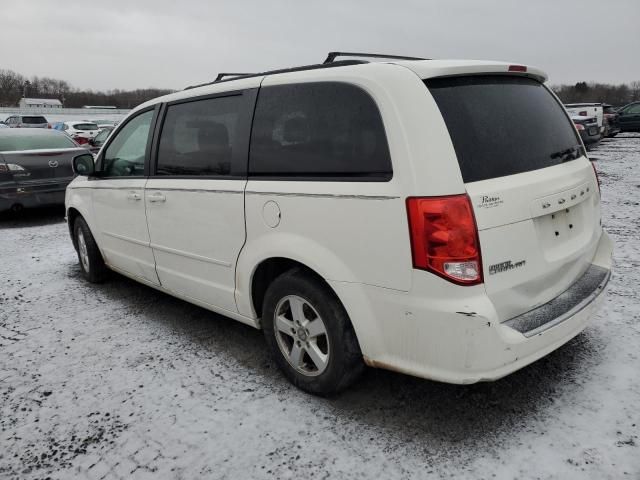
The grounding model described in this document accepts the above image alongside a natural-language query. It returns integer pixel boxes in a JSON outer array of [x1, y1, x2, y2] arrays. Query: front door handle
[[126, 191, 142, 201], [147, 192, 166, 203]]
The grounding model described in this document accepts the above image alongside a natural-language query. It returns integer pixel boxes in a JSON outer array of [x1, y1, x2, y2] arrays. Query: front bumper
[[332, 231, 613, 384]]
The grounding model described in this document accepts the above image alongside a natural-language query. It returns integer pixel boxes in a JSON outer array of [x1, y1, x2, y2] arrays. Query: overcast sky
[[2, 0, 639, 91]]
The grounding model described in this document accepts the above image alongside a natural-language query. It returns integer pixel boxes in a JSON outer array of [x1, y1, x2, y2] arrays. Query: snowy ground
[[1, 134, 639, 479]]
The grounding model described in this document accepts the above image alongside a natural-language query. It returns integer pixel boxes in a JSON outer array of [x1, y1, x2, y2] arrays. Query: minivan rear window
[[425, 76, 582, 183], [22, 116, 48, 124]]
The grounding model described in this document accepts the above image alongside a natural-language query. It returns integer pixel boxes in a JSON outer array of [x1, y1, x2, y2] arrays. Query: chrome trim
[[145, 188, 242, 194], [503, 264, 610, 338], [245, 191, 399, 200]]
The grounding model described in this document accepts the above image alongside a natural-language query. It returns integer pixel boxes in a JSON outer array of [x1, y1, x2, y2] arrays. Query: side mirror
[[72, 153, 95, 176]]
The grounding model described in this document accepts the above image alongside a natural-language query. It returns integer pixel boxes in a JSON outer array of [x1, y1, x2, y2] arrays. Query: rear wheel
[[74, 216, 108, 283], [262, 270, 364, 395]]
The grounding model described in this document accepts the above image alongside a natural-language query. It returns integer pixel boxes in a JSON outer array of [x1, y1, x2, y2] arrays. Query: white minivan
[[65, 53, 612, 395]]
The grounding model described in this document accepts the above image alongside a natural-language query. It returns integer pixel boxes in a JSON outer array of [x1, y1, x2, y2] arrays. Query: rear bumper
[[332, 230, 613, 384], [0, 184, 67, 212]]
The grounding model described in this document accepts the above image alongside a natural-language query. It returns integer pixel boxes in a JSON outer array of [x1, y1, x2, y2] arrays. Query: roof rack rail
[[214, 73, 256, 82], [323, 51, 428, 64], [184, 60, 367, 91]]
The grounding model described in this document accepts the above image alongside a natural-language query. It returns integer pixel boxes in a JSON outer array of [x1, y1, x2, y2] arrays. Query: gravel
[[1, 134, 639, 479]]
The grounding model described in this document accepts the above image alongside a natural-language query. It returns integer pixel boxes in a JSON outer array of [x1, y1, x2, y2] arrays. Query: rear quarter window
[[249, 82, 392, 180], [426, 76, 582, 183]]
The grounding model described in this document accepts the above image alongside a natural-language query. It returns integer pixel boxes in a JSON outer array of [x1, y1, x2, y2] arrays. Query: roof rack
[[214, 73, 256, 82], [184, 60, 367, 90], [323, 51, 428, 63]]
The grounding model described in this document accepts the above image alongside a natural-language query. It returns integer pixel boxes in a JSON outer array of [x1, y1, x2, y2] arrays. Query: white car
[[61, 121, 100, 141], [65, 53, 612, 395]]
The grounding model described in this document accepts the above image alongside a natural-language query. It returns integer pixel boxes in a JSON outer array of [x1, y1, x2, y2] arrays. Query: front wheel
[[74, 216, 108, 283], [262, 270, 364, 395]]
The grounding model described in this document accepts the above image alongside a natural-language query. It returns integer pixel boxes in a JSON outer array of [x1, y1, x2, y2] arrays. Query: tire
[[262, 269, 365, 395], [73, 216, 108, 283]]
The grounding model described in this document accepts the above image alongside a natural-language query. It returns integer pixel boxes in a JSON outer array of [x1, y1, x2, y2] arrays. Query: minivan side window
[[102, 110, 154, 177], [156, 95, 247, 177], [249, 82, 392, 180]]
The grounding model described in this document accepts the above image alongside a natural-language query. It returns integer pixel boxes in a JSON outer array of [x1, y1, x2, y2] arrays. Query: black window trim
[[150, 88, 257, 180], [247, 81, 394, 182], [92, 104, 160, 180]]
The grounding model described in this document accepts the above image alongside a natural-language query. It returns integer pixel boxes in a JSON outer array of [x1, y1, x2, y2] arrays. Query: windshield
[[425, 75, 581, 183], [22, 116, 48, 124], [0, 133, 78, 151]]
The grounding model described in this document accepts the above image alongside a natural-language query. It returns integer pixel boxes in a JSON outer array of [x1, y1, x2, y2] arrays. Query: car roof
[[0, 128, 68, 137], [66, 120, 98, 126], [132, 58, 548, 115]]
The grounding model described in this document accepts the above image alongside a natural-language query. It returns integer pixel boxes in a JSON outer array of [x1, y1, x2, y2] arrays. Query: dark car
[[87, 126, 115, 154], [572, 115, 600, 148], [0, 129, 88, 213], [4, 115, 49, 129], [602, 104, 621, 137], [617, 101, 640, 133]]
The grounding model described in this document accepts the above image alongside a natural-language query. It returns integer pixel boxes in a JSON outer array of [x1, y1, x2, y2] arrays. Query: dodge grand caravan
[[65, 53, 612, 395]]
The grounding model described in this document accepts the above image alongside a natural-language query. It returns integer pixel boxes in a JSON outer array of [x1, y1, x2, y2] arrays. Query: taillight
[[591, 162, 601, 195], [74, 136, 89, 145], [575, 123, 585, 131], [406, 194, 483, 285]]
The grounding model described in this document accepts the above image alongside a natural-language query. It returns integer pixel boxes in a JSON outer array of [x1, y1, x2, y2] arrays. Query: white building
[[18, 98, 63, 109]]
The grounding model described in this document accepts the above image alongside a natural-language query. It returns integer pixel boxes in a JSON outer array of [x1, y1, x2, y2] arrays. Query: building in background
[[18, 98, 63, 109]]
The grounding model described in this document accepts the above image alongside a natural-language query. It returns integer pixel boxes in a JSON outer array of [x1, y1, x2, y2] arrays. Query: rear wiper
[[550, 145, 583, 162]]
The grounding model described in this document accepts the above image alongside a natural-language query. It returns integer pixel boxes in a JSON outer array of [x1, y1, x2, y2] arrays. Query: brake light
[[508, 65, 527, 72], [575, 123, 585, 131], [74, 136, 89, 145], [591, 162, 601, 195], [406, 195, 483, 285]]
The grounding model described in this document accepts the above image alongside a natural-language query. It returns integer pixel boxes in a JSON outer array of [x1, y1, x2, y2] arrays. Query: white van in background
[[565, 103, 604, 137], [65, 53, 612, 395]]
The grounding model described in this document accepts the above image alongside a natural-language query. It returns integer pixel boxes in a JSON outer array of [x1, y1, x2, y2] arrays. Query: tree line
[[2, 68, 639, 109], [549, 81, 640, 107], [0, 69, 175, 109]]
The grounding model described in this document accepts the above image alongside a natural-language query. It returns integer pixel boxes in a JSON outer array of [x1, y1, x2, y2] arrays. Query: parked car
[[571, 115, 601, 147], [87, 125, 115, 154], [65, 55, 612, 395], [564, 103, 604, 137], [602, 104, 621, 137], [4, 115, 49, 129], [1, 129, 87, 213], [87, 119, 119, 129], [59, 121, 100, 146], [617, 101, 640, 132], [0, 123, 8, 129]]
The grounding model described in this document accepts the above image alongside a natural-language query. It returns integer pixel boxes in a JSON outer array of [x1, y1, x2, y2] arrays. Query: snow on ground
[[1, 134, 639, 479]]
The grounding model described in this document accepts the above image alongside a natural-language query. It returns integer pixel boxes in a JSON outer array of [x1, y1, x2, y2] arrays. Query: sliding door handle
[[126, 191, 142, 201]]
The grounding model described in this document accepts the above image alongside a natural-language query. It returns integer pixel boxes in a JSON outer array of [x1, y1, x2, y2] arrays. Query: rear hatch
[[426, 75, 602, 321], [20, 116, 49, 128]]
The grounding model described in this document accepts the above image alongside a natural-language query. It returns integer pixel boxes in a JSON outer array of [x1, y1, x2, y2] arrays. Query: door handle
[[126, 191, 142, 201], [147, 192, 166, 203]]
